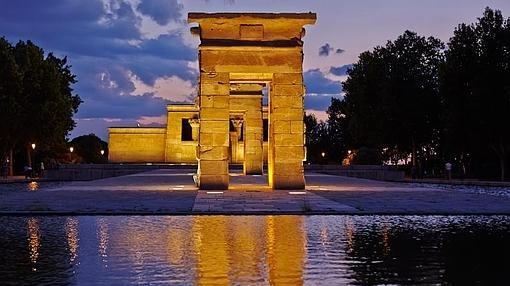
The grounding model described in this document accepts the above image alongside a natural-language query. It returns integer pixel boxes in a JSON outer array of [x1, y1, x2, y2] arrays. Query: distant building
[[108, 103, 269, 164]]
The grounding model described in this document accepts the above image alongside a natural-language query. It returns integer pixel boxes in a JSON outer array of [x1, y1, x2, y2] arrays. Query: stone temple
[[108, 12, 317, 190]]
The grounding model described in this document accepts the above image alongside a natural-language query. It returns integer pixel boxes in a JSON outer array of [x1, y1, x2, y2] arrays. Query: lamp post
[[29, 143, 36, 168]]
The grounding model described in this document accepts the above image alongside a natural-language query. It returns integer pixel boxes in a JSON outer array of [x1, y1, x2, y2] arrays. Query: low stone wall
[[305, 164, 405, 182], [46, 164, 404, 182], [45, 164, 197, 181]]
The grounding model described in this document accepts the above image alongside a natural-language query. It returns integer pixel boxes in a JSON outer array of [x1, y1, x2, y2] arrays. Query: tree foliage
[[332, 7, 510, 180], [342, 31, 444, 166], [0, 38, 81, 168], [441, 8, 510, 180], [69, 134, 108, 164]]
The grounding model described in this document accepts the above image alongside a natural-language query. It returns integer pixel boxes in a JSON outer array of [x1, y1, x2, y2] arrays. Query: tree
[[69, 134, 108, 164], [327, 97, 349, 161], [304, 113, 344, 163], [0, 38, 22, 174], [0, 38, 81, 173], [442, 8, 510, 180], [342, 31, 444, 168]]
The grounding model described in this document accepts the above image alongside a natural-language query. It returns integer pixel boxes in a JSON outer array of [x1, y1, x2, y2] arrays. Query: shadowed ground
[[0, 169, 509, 215]]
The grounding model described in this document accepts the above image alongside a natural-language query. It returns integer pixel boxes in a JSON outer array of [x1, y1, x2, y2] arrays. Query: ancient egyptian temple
[[108, 12, 317, 189]]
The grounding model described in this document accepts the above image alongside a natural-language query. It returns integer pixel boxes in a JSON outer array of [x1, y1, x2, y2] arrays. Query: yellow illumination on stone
[[108, 12, 316, 190]]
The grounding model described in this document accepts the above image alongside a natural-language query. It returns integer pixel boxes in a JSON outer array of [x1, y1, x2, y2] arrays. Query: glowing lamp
[[69, 147, 74, 153], [31, 143, 36, 150]]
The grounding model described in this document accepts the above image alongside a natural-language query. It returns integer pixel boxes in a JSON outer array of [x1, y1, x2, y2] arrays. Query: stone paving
[[0, 168, 509, 215]]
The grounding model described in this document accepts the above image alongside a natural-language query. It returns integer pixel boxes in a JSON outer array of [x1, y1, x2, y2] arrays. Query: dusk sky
[[1, 0, 509, 140]]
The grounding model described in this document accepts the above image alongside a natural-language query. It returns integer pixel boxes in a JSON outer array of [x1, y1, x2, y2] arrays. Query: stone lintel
[[188, 12, 317, 22], [189, 12, 316, 43], [230, 83, 264, 92], [167, 104, 199, 112], [230, 73, 274, 82], [108, 127, 167, 134], [199, 45, 302, 51]]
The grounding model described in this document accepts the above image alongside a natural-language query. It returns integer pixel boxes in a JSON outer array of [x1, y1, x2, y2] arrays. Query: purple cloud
[[319, 43, 333, 56], [303, 69, 343, 110], [137, 0, 183, 25], [0, 0, 196, 123], [329, 64, 353, 76]]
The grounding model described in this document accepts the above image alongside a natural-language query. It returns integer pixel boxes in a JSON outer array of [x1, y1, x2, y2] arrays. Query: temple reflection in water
[[102, 216, 308, 285], [0, 215, 507, 285]]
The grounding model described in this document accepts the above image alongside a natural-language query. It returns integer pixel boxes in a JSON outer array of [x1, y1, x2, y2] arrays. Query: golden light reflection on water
[[194, 216, 231, 285], [48, 216, 308, 284], [191, 216, 305, 285], [28, 181, 39, 191], [266, 216, 305, 285], [65, 218, 79, 263], [8, 216, 509, 285], [27, 217, 40, 271]]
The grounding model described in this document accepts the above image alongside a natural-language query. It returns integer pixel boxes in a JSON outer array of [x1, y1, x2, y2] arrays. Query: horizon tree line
[[306, 7, 510, 181]]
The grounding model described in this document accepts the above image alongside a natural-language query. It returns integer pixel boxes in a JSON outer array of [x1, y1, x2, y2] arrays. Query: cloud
[[0, 0, 197, 125], [137, 0, 183, 25], [70, 118, 139, 141], [329, 64, 353, 76], [304, 68, 342, 95], [319, 43, 346, 57], [303, 68, 343, 111], [319, 43, 333, 57], [306, 109, 329, 122], [131, 73, 196, 102]]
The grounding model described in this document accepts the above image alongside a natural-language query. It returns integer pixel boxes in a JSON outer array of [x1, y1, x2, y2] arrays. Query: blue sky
[[1, 0, 509, 140]]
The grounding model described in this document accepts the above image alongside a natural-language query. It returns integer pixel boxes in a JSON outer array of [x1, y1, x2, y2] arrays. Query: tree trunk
[[491, 142, 506, 182], [499, 156, 505, 182], [9, 149, 13, 176], [411, 139, 416, 167], [27, 146, 32, 167]]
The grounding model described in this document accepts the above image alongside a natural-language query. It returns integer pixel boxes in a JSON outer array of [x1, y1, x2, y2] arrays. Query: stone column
[[231, 83, 264, 175], [230, 119, 243, 163], [231, 119, 243, 135], [268, 73, 305, 189], [243, 97, 263, 175], [188, 118, 200, 141], [197, 72, 230, 189]]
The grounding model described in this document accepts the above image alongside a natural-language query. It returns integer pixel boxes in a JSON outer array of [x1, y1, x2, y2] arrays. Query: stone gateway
[[108, 12, 317, 190]]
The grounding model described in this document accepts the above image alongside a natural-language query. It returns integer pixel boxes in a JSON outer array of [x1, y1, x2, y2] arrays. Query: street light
[[69, 146, 74, 153], [321, 152, 325, 158], [100, 150, 105, 155], [31, 143, 36, 150]]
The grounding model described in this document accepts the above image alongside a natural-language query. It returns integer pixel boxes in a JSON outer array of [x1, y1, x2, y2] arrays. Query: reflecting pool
[[0, 215, 508, 285]]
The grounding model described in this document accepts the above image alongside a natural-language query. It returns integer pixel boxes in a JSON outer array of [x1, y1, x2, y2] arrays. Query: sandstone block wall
[[108, 128, 166, 163]]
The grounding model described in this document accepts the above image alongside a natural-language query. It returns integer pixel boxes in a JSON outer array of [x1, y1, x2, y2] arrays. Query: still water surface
[[0, 215, 508, 285]]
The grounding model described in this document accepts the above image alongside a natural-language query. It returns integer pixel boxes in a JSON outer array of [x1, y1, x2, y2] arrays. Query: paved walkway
[[0, 168, 509, 215]]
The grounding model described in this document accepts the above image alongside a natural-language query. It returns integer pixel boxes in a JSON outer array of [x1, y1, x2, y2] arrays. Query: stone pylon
[[189, 12, 316, 190]]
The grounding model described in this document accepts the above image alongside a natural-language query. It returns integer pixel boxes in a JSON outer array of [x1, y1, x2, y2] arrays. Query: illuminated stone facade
[[108, 103, 269, 164], [109, 12, 316, 190], [190, 13, 316, 189]]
